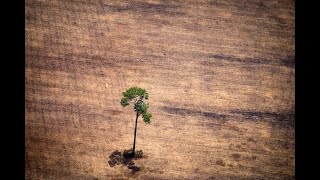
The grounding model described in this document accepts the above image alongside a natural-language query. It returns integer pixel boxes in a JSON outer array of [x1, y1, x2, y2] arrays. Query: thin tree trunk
[[132, 111, 139, 156]]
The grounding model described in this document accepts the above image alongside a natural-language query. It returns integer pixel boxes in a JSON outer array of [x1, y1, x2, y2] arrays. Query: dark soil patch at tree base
[[108, 150, 142, 174]]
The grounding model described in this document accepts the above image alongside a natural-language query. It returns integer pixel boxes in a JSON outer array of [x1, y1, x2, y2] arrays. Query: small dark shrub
[[231, 153, 241, 160], [216, 159, 226, 166], [122, 148, 143, 158], [135, 150, 143, 158], [108, 149, 141, 174], [123, 148, 134, 158]]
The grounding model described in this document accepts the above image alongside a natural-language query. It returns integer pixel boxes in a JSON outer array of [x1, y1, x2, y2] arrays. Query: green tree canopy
[[121, 87, 151, 123], [120, 87, 152, 156]]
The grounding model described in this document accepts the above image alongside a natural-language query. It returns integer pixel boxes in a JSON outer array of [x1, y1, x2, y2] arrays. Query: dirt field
[[25, 0, 295, 179]]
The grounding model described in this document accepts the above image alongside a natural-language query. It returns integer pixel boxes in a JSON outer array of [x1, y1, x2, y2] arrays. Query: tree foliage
[[121, 87, 151, 123]]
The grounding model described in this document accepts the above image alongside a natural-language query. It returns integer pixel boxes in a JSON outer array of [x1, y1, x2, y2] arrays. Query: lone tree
[[121, 87, 152, 157]]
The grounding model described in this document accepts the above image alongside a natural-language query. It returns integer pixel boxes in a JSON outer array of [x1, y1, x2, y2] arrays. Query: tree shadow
[[107, 150, 141, 174]]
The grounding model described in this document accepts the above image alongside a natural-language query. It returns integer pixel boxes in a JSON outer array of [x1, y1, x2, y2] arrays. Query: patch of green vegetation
[[122, 148, 143, 158]]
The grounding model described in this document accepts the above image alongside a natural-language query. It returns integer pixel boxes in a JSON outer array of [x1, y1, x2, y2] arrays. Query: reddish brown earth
[[25, 0, 295, 179]]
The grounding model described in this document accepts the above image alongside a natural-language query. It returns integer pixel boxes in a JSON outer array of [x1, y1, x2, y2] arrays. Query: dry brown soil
[[26, 0, 295, 179]]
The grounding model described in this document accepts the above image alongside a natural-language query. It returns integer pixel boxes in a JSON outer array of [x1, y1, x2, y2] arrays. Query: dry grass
[[26, 0, 294, 179]]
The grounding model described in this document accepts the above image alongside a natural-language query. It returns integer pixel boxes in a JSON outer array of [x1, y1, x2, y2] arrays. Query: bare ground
[[25, 0, 295, 179]]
